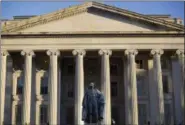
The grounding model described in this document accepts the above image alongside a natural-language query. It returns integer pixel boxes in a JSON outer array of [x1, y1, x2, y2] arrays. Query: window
[[66, 107, 74, 125], [15, 104, 22, 124], [136, 60, 144, 69], [67, 64, 74, 75], [111, 81, 118, 97], [40, 76, 48, 95], [110, 64, 118, 75], [163, 75, 169, 94], [164, 103, 173, 125], [138, 104, 147, 125], [40, 105, 48, 124], [137, 75, 146, 96], [87, 65, 97, 75], [17, 75, 24, 94], [161, 58, 170, 69], [111, 107, 119, 125], [67, 83, 74, 98]]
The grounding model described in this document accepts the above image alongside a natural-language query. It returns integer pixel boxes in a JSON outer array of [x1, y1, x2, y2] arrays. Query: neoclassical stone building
[[1, 1, 184, 125]]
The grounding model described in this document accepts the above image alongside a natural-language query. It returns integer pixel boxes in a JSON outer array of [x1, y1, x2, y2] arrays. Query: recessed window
[[137, 75, 146, 96], [15, 104, 22, 124], [40, 76, 48, 95], [138, 104, 147, 125], [136, 60, 144, 69], [67, 107, 74, 125], [17, 76, 24, 94], [111, 107, 119, 124], [163, 75, 169, 94], [67, 83, 74, 98], [161, 59, 170, 69], [110, 64, 118, 75], [111, 81, 118, 97], [164, 103, 172, 124], [67, 64, 74, 75], [40, 105, 48, 124]]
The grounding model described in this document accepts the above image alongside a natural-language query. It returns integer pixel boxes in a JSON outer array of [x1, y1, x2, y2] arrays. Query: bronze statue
[[82, 82, 105, 124]]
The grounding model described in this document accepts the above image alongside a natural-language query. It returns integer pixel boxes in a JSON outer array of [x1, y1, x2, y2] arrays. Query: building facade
[[1, 2, 184, 125]]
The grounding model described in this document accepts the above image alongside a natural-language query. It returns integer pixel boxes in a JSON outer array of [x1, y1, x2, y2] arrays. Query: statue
[[82, 82, 105, 125]]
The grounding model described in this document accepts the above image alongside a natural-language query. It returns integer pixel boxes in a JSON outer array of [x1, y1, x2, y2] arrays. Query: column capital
[[72, 49, 86, 56], [36, 70, 46, 77], [150, 49, 164, 56], [176, 49, 184, 57], [13, 70, 22, 77], [1, 50, 9, 56], [98, 49, 112, 56], [12, 95, 20, 101], [47, 50, 60, 56], [36, 95, 44, 101], [124, 49, 138, 56], [21, 50, 35, 57]]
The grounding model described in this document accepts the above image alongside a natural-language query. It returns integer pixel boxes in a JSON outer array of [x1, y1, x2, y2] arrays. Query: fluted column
[[21, 50, 35, 124], [176, 49, 184, 124], [151, 49, 164, 125], [11, 70, 21, 124], [72, 49, 86, 125], [35, 70, 45, 125], [99, 49, 112, 125], [0, 50, 9, 125], [47, 50, 60, 125], [124, 49, 138, 125]]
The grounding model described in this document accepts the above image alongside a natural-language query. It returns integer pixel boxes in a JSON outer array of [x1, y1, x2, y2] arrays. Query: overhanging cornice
[[2, 31, 185, 38]]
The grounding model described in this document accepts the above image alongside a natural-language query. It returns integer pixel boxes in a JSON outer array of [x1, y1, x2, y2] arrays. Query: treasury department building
[[1, 2, 185, 125]]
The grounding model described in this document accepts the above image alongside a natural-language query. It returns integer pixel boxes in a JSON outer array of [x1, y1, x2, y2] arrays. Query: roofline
[[91, 2, 184, 30], [2, 1, 185, 32]]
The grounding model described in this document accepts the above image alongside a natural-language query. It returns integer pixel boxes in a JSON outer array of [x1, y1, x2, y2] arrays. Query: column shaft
[[124, 57, 131, 124], [176, 49, 185, 124], [21, 50, 34, 124], [130, 54, 138, 124], [0, 51, 9, 125], [124, 49, 138, 125], [47, 50, 60, 125], [35, 70, 44, 125], [151, 49, 164, 125], [73, 49, 85, 125], [11, 70, 21, 124], [99, 49, 112, 125]]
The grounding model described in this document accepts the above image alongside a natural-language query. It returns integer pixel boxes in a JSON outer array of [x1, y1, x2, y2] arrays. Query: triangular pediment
[[2, 1, 184, 33]]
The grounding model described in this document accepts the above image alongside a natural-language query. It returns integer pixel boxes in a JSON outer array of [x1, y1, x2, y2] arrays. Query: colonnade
[[0, 49, 184, 125]]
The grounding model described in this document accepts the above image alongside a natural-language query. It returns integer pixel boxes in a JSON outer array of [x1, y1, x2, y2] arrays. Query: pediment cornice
[[2, 1, 185, 32], [2, 31, 185, 38]]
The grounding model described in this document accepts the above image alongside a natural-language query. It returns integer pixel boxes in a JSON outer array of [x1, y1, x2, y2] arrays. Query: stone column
[[176, 49, 184, 124], [72, 49, 86, 125], [150, 49, 164, 125], [148, 58, 155, 125], [124, 49, 138, 125], [99, 49, 112, 125], [47, 50, 60, 125], [21, 50, 35, 124], [35, 70, 45, 125], [0, 50, 9, 125], [11, 70, 21, 124], [35, 101, 41, 125]]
